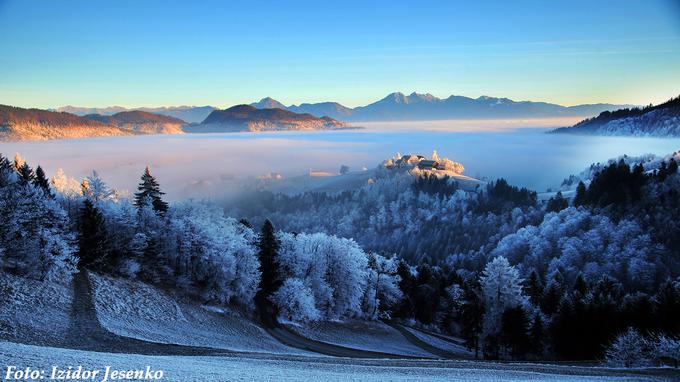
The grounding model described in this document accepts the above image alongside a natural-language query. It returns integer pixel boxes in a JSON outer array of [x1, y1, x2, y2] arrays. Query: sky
[[0, 0, 679, 109]]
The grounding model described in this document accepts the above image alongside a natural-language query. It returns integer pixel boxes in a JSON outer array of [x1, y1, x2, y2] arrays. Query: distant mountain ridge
[[249, 92, 633, 121], [57, 105, 215, 123], [186, 104, 347, 133], [84, 111, 186, 135], [552, 96, 680, 137], [0, 105, 187, 141]]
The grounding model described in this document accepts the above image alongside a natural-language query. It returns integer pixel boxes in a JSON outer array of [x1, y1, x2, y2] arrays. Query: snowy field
[[1, 341, 671, 382], [1, 273, 676, 381], [90, 274, 309, 355], [0, 273, 73, 347], [2, 125, 680, 201]]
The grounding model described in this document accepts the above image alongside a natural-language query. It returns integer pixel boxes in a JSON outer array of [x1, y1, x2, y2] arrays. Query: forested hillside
[[1, 151, 679, 365]]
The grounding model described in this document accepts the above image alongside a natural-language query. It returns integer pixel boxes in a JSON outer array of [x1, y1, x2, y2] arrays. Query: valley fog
[[1, 121, 679, 201]]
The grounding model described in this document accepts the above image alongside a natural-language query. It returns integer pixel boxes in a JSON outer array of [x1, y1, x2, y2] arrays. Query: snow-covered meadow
[[1, 123, 680, 200], [1, 341, 668, 382]]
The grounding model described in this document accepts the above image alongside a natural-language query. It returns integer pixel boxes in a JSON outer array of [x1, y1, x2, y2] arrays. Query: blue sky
[[0, 0, 679, 109]]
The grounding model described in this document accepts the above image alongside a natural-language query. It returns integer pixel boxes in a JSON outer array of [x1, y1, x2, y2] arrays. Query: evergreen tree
[[33, 166, 52, 196], [524, 270, 543, 306], [460, 279, 484, 358], [134, 166, 168, 214], [77, 199, 110, 270], [573, 273, 588, 296], [395, 260, 416, 318], [573, 181, 587, 206], [500, 306, 530, 359], [255, 219, 282, 318], [668, 158, 678, 175], [546, 191, 568, 212], [529, 312, 544, 355], [655, 280, 680, 334], [17, 162, 35, 185]]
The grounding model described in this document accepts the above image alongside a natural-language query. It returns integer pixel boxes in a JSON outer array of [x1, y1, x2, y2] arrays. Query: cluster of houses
[[384, 151, 465, 174]]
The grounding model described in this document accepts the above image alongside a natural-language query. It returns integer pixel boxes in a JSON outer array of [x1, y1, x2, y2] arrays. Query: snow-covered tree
[[480, 256, 526, 337], [652, 335, 680, 368], [82, 170, 115, 203], [362, 252, 402, 319], [162, 201, 260, 305], [277, 232, 369, 320], [273, 278, 320, 322], [605, 328, 650, 368], [0, 176, 77, 279]]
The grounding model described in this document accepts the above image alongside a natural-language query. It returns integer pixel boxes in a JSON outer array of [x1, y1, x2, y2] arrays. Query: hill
[[552, 96, 680, 137], [57, 105, 216, 123], [0, 105, 130, 141], [186, 104, 348, 133], [249, 92, 631, 121], [0, 105, 187, 141], [84, 110, 186, 135]]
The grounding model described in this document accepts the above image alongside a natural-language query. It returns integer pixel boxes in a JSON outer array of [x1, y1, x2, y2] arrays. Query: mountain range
[[56, 105, 216, 124], [552, 96, 680, 137], [57, 92, 632, 124], [1, 104, 350, 141], [249, 92, 633, 121]]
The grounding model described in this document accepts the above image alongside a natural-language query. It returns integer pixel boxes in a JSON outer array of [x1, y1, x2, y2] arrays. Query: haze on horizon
[[0, 0, 679, 110]]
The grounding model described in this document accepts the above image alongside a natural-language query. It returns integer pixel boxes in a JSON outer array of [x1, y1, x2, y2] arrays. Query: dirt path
[[67, 270, 230, 356], [385, 321, 472, 360], [264, 324, 425, 359]]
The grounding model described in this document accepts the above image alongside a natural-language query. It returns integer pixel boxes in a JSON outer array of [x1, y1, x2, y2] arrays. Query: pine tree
[[546, 191, 568, 212], [525, 270, 543, 306], [134, 166, 168, 214], [500, 306, 530, 359], [33, 166, 52, 196], [668, 158, 679, 175], [17, 162, 35, 185], [573, 181, 587, 206], [460, 280, 484, 358], [77, 199, 110, 270], [529, 312, 544, 355], [255, 219, 281, 319]]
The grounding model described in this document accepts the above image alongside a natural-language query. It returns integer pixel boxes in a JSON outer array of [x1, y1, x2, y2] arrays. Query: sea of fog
[[1, 121, 679, 201]]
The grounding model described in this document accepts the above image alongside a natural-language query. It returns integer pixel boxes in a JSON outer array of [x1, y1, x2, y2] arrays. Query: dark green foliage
[[33, 166, 51, 196], [668, 158, 678, 174], [460, 280, 484, 358], [411, 264, 442, 324], [541, 273, 564, 316], [412, 174, 458, 196], [529, 313, 544, 355], [17, 162, 34, 185], [656, 280, 680, 334], [573, 181, 587, 206], [255, 219, 281, 313], [546, 191, 568, 212], [584, 160, 646, 208], [473, 178, 537, 214], [134, 166, 168, 214], [500, 306, 530, 359], [524, 270, 543, 306], [395, 260, 416, 318], [77, 199, 110, 270]]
